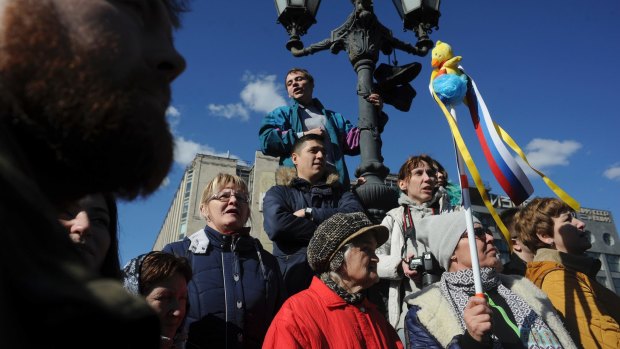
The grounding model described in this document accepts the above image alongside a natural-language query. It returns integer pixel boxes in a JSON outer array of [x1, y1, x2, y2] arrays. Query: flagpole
[[450, 107, 484, 298]]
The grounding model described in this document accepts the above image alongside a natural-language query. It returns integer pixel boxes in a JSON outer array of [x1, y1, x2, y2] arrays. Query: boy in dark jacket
[[263, 134, 364, 297]]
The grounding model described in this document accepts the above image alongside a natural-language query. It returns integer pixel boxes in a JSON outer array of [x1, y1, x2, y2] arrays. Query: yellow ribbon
[[494, 123, 580, 211], [430, 88, 513, 248], [430, 67, 580, 247]]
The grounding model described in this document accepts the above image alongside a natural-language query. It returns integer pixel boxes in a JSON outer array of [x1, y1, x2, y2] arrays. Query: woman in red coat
[[263, 212, 403, 349]]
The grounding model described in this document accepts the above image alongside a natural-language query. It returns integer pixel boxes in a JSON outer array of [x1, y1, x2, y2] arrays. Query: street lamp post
[[274, 0, 441, 223]]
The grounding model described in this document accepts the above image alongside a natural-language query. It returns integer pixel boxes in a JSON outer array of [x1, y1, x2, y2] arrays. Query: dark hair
[[285, 68, 314, 86], [499, 207, 520, 239], [430, 158, 448, 182], [139, 252, 192, 296], [397, 154, 437, 183], [292, 134, 324, 155], [100, 193, 123, 280], [162, 0, 191, 28]]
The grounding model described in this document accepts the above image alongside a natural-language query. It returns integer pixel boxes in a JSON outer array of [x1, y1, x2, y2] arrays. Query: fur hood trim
[[275, 166, 340, 187]]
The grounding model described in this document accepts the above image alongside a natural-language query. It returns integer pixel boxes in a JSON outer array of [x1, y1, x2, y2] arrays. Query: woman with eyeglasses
[[163, 173, 285, 349], [403, 211, 576, 349]]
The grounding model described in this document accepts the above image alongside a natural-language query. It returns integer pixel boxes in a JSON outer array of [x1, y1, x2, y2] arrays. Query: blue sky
[[118, 1, 620, 265]]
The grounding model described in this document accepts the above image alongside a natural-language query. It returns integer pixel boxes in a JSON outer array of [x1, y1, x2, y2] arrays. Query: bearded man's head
[[0, 0, 187, 204]]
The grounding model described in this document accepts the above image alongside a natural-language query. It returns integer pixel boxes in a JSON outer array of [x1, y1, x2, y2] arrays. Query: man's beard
[[0, 1, 174, 202]]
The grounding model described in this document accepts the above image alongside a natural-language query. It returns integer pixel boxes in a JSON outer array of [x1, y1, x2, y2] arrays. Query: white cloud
[[523, 138, 582, 170], [207, 72, 286, 121], [167, 104, 243, 167], [174, 136, 240, 166], [166, 105, 181, 131], [207, 103, 250, 121], [166, 105, 181, 119], [240, 73, 287, 113], [159, 177, 171, 188], [603, 164, 620, 181]]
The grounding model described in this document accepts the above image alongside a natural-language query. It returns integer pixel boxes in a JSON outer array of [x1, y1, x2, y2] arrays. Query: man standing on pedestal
[[259, 68, 384, 188], [263, 134, 364, 297]]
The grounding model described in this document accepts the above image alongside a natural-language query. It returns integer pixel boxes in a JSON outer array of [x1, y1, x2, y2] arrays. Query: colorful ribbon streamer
[[430, 65, 581, 247], [465, 74, 534, 206], [429, 82, 513, 247]]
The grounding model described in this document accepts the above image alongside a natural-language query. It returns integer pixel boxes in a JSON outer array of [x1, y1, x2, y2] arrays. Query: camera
[[408, 252, 443, 288]]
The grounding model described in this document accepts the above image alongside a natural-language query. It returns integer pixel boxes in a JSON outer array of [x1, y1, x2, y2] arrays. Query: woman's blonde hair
[[199, 173, 251, 221]]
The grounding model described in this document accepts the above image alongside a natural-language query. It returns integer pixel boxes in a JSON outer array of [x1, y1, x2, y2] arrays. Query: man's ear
[[291, 152, 299, 166], [536, 232, 554, 246]]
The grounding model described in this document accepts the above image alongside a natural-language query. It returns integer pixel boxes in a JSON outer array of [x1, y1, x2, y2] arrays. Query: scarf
[[320, 273, 364, 304], [122, 252, 154, 295], [397, 191, 438, 209], [440, 267, 563, 349]]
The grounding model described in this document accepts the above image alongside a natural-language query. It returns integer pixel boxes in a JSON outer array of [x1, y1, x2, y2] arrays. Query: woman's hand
[[401, 253, 419, 279], [463, 296, 492, 342]]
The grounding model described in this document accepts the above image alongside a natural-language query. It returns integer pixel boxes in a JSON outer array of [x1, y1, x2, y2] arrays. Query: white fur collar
[[188, 229, 209, 254], [404, 275, 576, 348], [405, 285, 462, 346]]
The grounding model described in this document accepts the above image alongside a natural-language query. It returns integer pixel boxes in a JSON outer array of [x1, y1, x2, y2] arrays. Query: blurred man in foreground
[[0, 0, 188, 347]]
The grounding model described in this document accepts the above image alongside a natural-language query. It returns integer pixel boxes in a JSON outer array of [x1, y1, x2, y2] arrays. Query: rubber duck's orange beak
[[431, 58, 440, 68]]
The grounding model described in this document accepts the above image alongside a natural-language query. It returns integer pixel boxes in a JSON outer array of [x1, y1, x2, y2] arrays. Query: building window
[[178, 223, 187, 240], [607, 255, 620, 273], [603, 233, 615, 246], [613, 277, 620, 295]]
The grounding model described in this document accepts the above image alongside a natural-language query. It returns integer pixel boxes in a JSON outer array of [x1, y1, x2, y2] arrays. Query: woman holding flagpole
[[403, 211, 575, 349]]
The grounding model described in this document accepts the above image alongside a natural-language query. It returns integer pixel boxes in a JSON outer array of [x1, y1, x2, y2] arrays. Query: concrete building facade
[[154, 152, 620, 294]]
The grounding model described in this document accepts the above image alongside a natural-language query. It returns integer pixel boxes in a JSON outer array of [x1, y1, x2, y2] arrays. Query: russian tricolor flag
[[464, 76, 534, 206]]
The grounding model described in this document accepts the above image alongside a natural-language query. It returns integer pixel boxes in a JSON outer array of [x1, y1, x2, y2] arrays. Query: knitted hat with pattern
[[307, 212, 388, 274]]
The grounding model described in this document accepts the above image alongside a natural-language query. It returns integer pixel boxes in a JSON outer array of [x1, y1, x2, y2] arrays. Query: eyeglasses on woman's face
[[209, 189, 249, 204]]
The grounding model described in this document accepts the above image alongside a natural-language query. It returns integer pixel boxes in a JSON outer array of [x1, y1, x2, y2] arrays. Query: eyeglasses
[[209, 189, 249, 204], [460, 227, 493, 240]]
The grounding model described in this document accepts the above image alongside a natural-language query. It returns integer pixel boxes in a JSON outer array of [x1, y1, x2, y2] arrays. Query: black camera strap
[[401, 205, 415, 260]]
